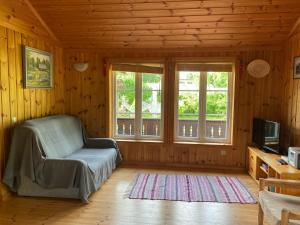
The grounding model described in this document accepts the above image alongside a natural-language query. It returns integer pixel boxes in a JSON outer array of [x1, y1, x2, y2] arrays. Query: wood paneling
[[0, 0, 56, 42], [64, 48, 283, 169], [0, 0, 65, 200], [281, 27, 300, 150], [29, 0, 300, 48]]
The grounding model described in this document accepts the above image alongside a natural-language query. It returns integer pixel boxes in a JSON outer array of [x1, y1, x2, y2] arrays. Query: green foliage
[[115, 70, 229, 120], [178, 72, 228, 120], [206, 72, 228, 120], [178, 92, 199, 115], [115, 71, 162, 115], [26, 52, 51, 87], [142, 73, 161, 106], [207, 72, 228, 88], [116, 71, 135, 108], [142, 73, 161, 83], [206, 92, 227, 120]]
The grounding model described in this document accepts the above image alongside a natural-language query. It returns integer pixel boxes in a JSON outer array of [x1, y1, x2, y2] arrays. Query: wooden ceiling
[[28, 0, 300, 49]]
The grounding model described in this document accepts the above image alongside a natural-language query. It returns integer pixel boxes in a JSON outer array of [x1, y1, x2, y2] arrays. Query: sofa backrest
[[23, 115, 84, 158]]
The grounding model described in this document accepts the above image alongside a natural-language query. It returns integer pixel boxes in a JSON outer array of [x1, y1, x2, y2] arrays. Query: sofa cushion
[[259, 190, 300, 225], [24, 115, 84, 158], [65, 148, 117, 184]]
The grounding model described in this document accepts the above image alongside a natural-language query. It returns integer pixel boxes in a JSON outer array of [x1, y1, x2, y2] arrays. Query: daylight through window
[[112, 63, 164, 140], [175, 62, 234, 143]]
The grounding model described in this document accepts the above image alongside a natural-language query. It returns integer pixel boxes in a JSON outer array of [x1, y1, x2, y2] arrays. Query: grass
[[27, 69, 51, 87], [27, 80, 51, 87]]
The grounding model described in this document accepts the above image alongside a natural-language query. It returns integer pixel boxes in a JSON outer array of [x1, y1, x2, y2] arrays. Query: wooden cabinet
[[248, 146, 300, 195], [248, 149, 257, 180]]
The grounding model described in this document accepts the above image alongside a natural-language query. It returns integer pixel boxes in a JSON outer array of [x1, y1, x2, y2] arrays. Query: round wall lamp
[[247, 59, 271, 78], [73, 63, 89, 72]]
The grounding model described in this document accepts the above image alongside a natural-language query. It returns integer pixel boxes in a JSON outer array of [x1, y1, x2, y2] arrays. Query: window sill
[[115, 139, 232, 146], [173, 141, 233, 146], [116, 139, 164, 144]]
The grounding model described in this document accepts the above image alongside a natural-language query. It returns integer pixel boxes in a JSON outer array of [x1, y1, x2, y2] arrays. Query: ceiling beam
[[24, 0, 59, 42], [289, 15, 300, 37]]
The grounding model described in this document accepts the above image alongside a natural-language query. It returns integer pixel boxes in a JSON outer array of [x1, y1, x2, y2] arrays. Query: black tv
[[252, 118, 280, 154]]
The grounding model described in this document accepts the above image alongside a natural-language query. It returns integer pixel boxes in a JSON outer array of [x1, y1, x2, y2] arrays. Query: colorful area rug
[[127, 174, 256, 204]]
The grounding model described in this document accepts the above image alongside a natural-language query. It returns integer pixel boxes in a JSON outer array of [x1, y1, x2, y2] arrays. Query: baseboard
[[120, 161, 246, 173]]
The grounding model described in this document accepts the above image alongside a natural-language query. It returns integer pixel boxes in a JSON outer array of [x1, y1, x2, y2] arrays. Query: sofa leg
[[258, 203, 264, 225]]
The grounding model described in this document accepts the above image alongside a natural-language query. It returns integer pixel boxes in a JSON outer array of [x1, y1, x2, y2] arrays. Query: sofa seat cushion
[[65, 148, 118, 186], [259, 190, 300, 225]]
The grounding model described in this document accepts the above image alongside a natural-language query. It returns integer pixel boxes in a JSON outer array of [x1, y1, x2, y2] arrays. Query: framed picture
[[23, 46, 53, 88], [294, 56, 300, 79]]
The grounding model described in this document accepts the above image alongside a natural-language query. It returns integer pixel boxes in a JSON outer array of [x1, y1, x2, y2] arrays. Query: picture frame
[[294, 56, 300, 79], [23, 46, 53, 88]]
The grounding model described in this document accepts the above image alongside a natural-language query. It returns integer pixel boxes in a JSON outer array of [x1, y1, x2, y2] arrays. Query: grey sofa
[[3, 115, 122, 202]]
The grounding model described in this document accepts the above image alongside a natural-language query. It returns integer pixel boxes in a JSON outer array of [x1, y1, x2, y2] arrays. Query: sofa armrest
[[39, 158, 87, 186], [36, 158, 91, 202], [259, 178, 300, 191], [84, 138, 118, 149]]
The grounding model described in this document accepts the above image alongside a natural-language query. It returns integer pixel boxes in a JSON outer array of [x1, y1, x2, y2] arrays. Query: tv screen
[[252, 118, 280, 154], [264, 120, 280, 153]]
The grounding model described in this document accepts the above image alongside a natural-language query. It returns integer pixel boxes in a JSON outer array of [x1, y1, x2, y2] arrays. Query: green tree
[[178, 92, 199, 119], [207, 72, 228, 88], [206, 92, 227, 120], [115, 70, 229, 121], [115, 71, 162, 117], [206, 72, 228, 120]]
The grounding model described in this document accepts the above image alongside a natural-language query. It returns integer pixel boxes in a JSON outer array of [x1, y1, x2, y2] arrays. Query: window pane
[[115, 71, 135, 136], [142, 73, 162, 137], [115, 71, 135, 90], [175, 64, 233, 143], [206, 90, 228, 139], [179, 71, 200, 91], [206, 72, 229, 139], [207, 72, 228, 90], [177, 71, 200, 138]]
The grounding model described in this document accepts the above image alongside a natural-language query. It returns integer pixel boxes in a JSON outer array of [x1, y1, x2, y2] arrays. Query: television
[[252, 118, 280, 154]]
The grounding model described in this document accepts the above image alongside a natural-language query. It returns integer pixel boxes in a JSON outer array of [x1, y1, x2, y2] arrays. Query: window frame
[[111, 64, 164, 141], [174, 61, 234, 144]]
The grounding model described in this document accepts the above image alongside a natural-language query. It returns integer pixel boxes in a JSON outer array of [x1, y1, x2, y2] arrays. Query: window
[[174, 62, 234, 143], [112, 63, 164, 140]]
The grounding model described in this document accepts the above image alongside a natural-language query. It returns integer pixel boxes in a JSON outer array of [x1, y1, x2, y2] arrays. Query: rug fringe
[[123, 174, 139, 199]]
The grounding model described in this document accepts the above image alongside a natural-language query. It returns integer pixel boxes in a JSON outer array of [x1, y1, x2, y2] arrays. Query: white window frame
[[112, 66, 164, 141], [174, 62, 234, 144]]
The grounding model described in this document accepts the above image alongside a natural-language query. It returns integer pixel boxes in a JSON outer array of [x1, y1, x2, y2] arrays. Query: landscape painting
[[294, 56, 300, 79], [23, 46, 53, 88]]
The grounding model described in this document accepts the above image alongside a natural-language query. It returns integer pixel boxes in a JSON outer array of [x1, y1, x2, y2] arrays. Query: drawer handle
[[251, 155, 254, 160]]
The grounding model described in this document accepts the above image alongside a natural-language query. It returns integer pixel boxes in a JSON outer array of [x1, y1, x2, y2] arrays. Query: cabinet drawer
[[248, 163, 256, 179]]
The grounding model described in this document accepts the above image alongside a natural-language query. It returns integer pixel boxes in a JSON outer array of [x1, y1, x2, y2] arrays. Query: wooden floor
[[0, 167, 259, 225]]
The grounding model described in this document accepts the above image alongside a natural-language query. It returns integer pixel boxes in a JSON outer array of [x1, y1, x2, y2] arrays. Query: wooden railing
[[116, 118, 226, 138]]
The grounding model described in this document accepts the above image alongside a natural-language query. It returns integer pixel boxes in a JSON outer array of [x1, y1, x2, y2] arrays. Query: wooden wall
[[64, 48, 283, 169], [0, 1, 65, 200], [0, 0, 52, 40], [281, 28, 300, 150]]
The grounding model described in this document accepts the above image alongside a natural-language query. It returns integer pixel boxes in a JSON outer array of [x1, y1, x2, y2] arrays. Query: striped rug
[[127, 174, 256, 204]]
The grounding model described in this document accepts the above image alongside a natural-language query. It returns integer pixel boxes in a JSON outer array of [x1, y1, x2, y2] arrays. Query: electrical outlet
[[221, 150, 227, 156]]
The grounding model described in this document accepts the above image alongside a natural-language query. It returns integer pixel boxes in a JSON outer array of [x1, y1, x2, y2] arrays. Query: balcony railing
[[116, 118, 226, 138]]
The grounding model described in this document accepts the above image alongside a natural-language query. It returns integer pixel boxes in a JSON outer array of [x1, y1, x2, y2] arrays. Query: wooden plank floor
[[0, 167, 259, 225]]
